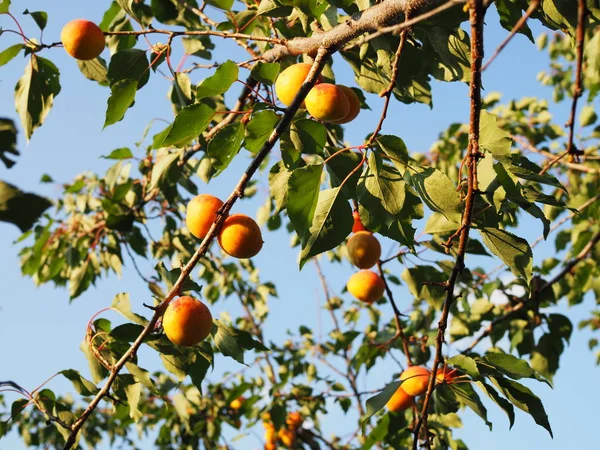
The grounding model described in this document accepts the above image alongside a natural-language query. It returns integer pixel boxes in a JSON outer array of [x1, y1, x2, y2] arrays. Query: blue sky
[[1, 1, 599, 449]]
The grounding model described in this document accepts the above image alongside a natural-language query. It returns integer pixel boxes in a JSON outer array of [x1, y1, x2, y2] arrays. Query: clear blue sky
[[1, 2, 599, 449]]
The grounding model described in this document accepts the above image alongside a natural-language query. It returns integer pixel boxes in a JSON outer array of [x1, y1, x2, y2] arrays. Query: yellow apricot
[[230, 396, 244, 410], [305, 83, 350, 123], [278, 428, 295, 447], [347, 231, 381, 269], [61, 19, 105, 60], [286, 411, 302, 428], [435, 366, 459, 385], [275, 63, 323, 107], [186, 194, 224, 239], [218, 213, 263, 258], [386, 386, 414, 412], [347, 270, 385, 304], [400, 366, 432, 396], [162, 296, 213, 346], [332, 85, 361, 124]]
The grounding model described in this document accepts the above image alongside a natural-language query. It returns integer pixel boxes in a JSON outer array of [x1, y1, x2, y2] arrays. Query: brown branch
[[104, 28, 283, 45], [481, 0, 540, 71], [412, 1, 485, 447], [62, 48, 330, 450]]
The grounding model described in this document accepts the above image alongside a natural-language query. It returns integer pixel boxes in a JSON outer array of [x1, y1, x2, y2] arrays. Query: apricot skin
[[230, 397, 244, 410], [61, 19, 105, 61], [332, 85, 361, 124], [347, 270, 385, 304], [352, 211, 367, 233], [162, 296, 213, 346], [347, 231, 381, 269], [400, 366, 432, 396], [218, 213, 263, 258], [275, 63, 323, 107], [305, 83, 350, 123], [186, 194, 224, 239], [386, 386, 413, 412]]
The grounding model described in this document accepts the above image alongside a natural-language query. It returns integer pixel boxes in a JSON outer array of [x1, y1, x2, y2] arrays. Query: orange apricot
[[218, 213, 263, 258], [347, 270, 385, 304], [400, 366, 432, 396], [61, 19, 105, 60], [275, 63, 323, 107], [352, 210, 367, 233], [286, 411, 303, 428], [305, 83, 350, 123], [435, 366, 459, 385], [386, 386, 414, 412], [332, 85, 361, 124], [278, 427, 295, 447], [230, 396, 245, 410], [162, 296, 213, 346], [347, 231, 381, 269], [186, 194, 224, 239]]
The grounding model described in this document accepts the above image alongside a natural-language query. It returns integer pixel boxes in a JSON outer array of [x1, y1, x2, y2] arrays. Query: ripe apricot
[[162, 296, 213, 346], [275, 63, 323, 107], [332, 85, 361, 124], [186, 194, 224, 239], [61, 19, 105, 60], [347, 270, 385, 304], [347, 231, 381, 269], [286, 411, 302, 428], [400, 366, 432, 396], [386, 386, 413, 412], [230, 396, 245, 410], [305, 83, 350, 123], [352, 210, 367, 233], [278, 428, 295, 447], [218, 213, 263, 258]]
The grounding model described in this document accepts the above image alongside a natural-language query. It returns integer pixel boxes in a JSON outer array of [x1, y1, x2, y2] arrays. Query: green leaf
[[299, 187, 353, 268], [107, 48, 150, 89], [159, 103, 215, 148], [376, 135, 409, 172], [495, 0, 534, 42], [479, 110, 512, 158], [125, 362, 156, 392], [244, 110, 279, 153], [401, 265, 446, 308], [212, 320, 244, 364], [491, 377, 553, 437], [124, 381, 143, 422], [250, 61, 280, 85], [77, 57, 109, 85], [14, 56, 61, 141], [325, 148, 362, 199], [479, 227, 532, 283], [449, 383, 491, 429], [0, 118, 19, 168], [103, 147, 133, 160], [60, 370, 99, 396], [0, 44, 24, 66], [579, 105, 597, 127], [111, 323, 146, 341], [288, 119, 326, 155], [287, 164, 323, 242], [419, 25, 471, 82], [362, 381, 401, 422], [196, 60, 238, 99], [268, 161, 293, 214], [484, 352, 549, 385], [206, 0, 234, 10], [0, 0, 11, 14], [207, 122, 245, 176], [408, 168, 462, 222], [111, 293, 148, 325], [447, 355, 480, 379], [151, 0, 179, 22], [80, 340, 109, 384], [475, 380, 515, 429], [104, 79, 137, 127], [23, 9, 47, 30], [0, 180, 51, 231]]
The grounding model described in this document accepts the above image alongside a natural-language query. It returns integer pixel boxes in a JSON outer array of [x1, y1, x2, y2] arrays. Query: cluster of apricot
[[275, 63, 361, 124], [61, 19, 105, 60], [386, 365, 459, 412], [345, 212, 386, 304], [262, 411, 303, 450]]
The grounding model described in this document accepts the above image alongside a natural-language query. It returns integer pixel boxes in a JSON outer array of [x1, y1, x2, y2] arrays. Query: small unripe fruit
[[162, 296, 213, 346], [347, 231, 381, 269], [305, 83, 350, 122], [386, 386, 413, 412], [186, 194, 224, 239], [332, 85, 361, 124], [352, 211, 367, 233], [275, 63, 323, 107], [347, 270, 385, 304], [400, 366, 431, 396], [61, 19, 105, 60], [218, 213, 264, 258]]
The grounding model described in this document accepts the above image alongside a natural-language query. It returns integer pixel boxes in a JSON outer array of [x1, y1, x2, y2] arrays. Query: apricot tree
[[1, 0, 599, 449]]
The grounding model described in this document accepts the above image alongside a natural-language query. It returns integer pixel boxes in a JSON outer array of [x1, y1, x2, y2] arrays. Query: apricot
[[400, 366, 432, 396], [386, 386, 413, 412], [305, 83, 350, 123], [230, 396, 245, 410], [218, 213, 263, 258], [61, 19, 105, 60], [352, 210, 367, 233], [186, 194, 224, 239], [347, 270, 385, 304], [275, 63, 323, 107], [278, 428, 295, 447], [332, 85, 361, 124], [162, 296, 213, 346], [286, 411, 302, 428], [435, 366, 459, 385], [347, 231, 381, 269]]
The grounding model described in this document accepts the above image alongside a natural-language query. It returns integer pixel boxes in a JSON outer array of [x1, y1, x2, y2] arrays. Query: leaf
[[419, 25, 471, 82], [401, 265, 446, 308], [447, 355, 480, 379], [158, 103, 215, 148], [125, 362, 156, 392], [408, 168, 462, 222], [0, 180, 51, 231], [475, 380, 515, 429], [325, 148, 362, 199], [14, 56, 61, 141], [124, 381, 143, 422], [212, 320, 244, 364], [449, 383, 491, 429], [111, 323, 146, 341], [188, 353, 212, 392], [104, 79, 138, 127], [107, 48, 150, 89], [491, 377, 553, 437], [269, 161, 293, 214], [196, 60, 238, 99], [244, 110, 279, 153], [299, 187, 353, 268], [579, 105, 597, 127], [60, 370, 99, 396], [479, 110, 512, 158], [376, 135, 409, 171], [0, 118, 19, 168], [479, 227, 532, 283], [484, 352, 550, 385], [207, 122, 245, 176], [287, 164, 323, 242], [148, 151, 181, 190], [23, 9, 47, 30], [111, 292, 148, 325], [288, 119, 326, 155], [250, 61, 280, 85], [151, 0, 179, 22], [206, 0, 234, 10], [362, 381, 401, 422], [102, 147, 133, 160], [0, 0, 11, 14], [0, 44, 24, 67], [495, 0, 534, 41]]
